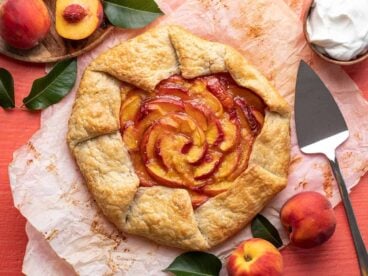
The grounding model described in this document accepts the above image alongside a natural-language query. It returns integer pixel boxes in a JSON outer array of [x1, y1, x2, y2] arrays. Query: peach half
[[55, 0, 103, 40], [0, 0, 51, 49], [280, 191, 336, 248]]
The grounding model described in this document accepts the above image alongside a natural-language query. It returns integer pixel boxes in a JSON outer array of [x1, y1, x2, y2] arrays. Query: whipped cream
[[306, 0, 368, 61]]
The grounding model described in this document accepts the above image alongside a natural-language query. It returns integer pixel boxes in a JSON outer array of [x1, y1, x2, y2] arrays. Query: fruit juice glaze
[[120, 74, 266, 207]]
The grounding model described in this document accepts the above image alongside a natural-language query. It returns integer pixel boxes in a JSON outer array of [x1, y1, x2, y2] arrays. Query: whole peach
[[0, 0, 51, 49], [280, 191, 336, 248], [227, 238, 283, 276]]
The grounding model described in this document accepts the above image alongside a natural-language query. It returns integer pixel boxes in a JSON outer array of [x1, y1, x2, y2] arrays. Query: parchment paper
[[9, 0, 368, 275]]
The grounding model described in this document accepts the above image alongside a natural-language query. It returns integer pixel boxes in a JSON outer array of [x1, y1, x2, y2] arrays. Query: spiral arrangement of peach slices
[[120, 74, 266, 207]]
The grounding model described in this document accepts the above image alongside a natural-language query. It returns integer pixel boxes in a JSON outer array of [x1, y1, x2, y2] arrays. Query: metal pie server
[[295, 61, 368, 275]]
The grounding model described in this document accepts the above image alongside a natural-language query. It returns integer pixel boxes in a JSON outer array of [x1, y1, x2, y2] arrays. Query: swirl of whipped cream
[[306, 0, 368, 61]]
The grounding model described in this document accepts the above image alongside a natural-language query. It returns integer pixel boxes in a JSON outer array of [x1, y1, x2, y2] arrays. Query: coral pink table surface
[[0, 55, 367, 275]]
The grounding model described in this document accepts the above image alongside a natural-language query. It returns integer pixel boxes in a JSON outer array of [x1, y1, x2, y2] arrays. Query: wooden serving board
[[0, 0, 114, 63]]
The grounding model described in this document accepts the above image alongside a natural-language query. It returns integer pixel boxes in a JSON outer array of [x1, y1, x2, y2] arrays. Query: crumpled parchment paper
[[9, 0, 368, 275]]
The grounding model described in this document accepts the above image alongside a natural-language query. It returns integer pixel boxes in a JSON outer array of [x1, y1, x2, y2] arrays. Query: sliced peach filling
[[120, 74, 266, 207]]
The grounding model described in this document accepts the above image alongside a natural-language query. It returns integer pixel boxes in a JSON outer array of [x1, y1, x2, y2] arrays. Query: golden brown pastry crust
[[68, 25, 291, 250]]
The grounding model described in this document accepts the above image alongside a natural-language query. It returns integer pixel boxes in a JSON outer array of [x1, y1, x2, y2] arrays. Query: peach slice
[[123, 110, 169, 152], [194, 150, 222, 180], [143, 115, 204, 174], [124, 110, 165, 152], [145, 134, 202, 188], [168, 113, 206, 146], [156, 133, 207, 181], [252, 109, 265, 126], [140, 124, 163, 164], [235, 104, 252, 134], [190, 80, 223, 117], [135, 111, 162, 134], [184, 101, 211, 131], [120, 94, 142, 122], [203, 181, 233, 196], [135, 96, 184, 122], [228, 135, 253, 181], [186, 143, 208, 165], [155, 133, 189, 170], [205, 76, 234, 109], [158, 74, 186, 86], [185, 101, 219, 129], [234, 97, 263, 135], [158, 135, 207, 186], [189, 191, 209, 208], [228, 85, 266, 111], [142, 124, 186, 184], [173, 159, 195, 187], [159, 114, 207, 177], [218, 115, 240, 152], [214, 148, 240, 179], [156, 81, 190, 100], [146, 161, 185, 188], [206, 119, 224, 146], [56, 0, 103, 40], [122, 123, 138, 151], [0, 0, 51, 49], [130, 153, 157, 187]]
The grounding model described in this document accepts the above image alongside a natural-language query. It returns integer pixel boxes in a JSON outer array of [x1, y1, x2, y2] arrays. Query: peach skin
[[227, 238, 283, 276], [280, 191, 336, 248], [0, 0, 51, 49]]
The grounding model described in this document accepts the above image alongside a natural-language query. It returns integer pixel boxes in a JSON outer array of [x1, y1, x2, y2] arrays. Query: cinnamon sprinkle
[[322, 164, 334, 198]]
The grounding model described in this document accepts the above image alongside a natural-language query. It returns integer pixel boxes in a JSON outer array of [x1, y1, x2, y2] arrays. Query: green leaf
[[251, 214, 283, 248], [23, 59, 77, 110], [164, 251, 222, 276], [104, 0, 164, 29], [0, 68, 15, 109]]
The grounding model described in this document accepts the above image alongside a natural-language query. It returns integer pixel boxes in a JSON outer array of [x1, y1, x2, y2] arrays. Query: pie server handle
[[329, 158, 368, 276]]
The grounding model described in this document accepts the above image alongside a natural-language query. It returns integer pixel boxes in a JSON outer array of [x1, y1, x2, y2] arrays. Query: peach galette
[[67, 25, 291, 250]]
